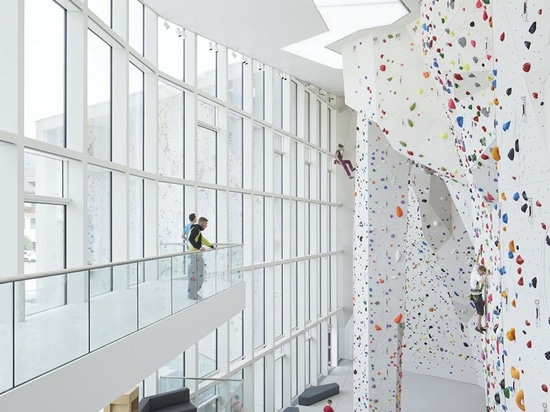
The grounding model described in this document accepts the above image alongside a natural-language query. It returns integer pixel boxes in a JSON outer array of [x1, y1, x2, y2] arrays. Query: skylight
[[283, 0, 409, 69]]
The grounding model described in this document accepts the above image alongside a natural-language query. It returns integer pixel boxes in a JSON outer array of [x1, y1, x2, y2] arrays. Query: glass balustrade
[[0, 244, 243, 393]]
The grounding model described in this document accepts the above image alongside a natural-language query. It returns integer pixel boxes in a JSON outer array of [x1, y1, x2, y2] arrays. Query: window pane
[[229, 312, 243, 362], [129, 0, 144, 54], [128, 175, 144, 260], [290, 141, 297, 196], [197, 127, 217, 184], [198, 330, 217, 377], [290, 262, 297, 329], [158, 18, 184, 81], [253, 196, 264, 263], [24, 0, 65, 145], [158, 81, 184, 177], [24, 151, 64, 197], [159, 353, 185, 393], [228, 50, 243, 109], [274, 267, 283, 337], [275, 354, 283, 410], [228, 113, 243, 188], [87, 31, 112, 160], [273, 198, 282, 259], [273, 74, 283, 129], [273, 151, 283, 194], [197, 188, 217, 239], [252, 124, 264, 191], [158, 182, 184, 247], [252, 63, 264, 119], [197, 35, 217, 96], [197, 100, 217, 126], [228, 192, 243, 244], [254, 358, 265, 411], [88, 0, 111, 27], [304, 92, 310, 141], [129, 63, 144, 169], [253, 269, 265, 348], [290, 81, 297, 135], [87, 165, 111, 265]]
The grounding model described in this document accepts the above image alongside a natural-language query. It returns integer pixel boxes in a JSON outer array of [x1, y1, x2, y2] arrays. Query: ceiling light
[[176, 27, 186, 38]]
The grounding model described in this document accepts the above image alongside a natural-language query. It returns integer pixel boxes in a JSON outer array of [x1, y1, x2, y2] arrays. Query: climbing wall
[[343, 0, 549, 410], [492, 0, 550, 409], [352, 122, 409, 411]]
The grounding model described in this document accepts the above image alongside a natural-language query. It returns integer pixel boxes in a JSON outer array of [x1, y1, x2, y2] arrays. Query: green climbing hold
[[409, 102, 416, 111], [407, 119, 414, 127], [399, 141, 407, 147]]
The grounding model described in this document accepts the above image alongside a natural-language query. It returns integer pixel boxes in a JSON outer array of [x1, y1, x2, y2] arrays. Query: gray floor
[[296, 359, 485, 412]]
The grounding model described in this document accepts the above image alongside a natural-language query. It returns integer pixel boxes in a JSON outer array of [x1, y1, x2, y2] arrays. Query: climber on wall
[[469, 247, 489, 333], [334, 143, 355, 179]]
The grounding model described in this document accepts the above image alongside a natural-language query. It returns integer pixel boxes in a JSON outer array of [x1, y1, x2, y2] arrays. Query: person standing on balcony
[[181, 212, 197, 247], [187, 217, 215, 299], [334, 143, 355, 179]]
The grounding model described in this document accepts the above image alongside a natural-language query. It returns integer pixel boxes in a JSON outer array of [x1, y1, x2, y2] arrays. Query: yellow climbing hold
[[508, 240, 515, 252], [441, 132, 448, 139], [506, 327, 516, 341], [510, 366, 520, 380], [491, 146, 501, 161], [501, 192, 507, 201], [515, 389, 525, 411]]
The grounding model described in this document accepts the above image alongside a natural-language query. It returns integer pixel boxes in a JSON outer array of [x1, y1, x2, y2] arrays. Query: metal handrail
[[1, 243, 244, 284]]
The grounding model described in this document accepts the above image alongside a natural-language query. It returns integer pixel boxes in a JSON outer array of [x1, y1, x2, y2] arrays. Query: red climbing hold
[[396, 206, 404, 217], [542, 384, 548, 392], [448, 99, 456, 110], [522, 62, 531, 72], [516, 255, 524, 265]]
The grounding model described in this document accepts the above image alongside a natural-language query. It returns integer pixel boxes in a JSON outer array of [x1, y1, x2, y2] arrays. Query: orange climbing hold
[[506, 327, 516, 341], [394, 313, 403, 324], [374, 324, 382, 331], [396, 206, 403, 217], [515, 389, 525, 411], [510, 366, 520, 380], [491, 146, 501, 161], [508, 240, 515, 252]]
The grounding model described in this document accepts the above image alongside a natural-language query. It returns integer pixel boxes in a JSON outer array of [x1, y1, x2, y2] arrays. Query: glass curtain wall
[[1, 1, 341, 410]]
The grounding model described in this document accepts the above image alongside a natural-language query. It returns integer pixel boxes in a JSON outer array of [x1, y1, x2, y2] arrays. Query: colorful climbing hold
[[396, 206, 403, 217], [506, 328, 516, 341], [515, 389, 525, 411], [491, 146, 500, 161], [510, 366, 520, 380]]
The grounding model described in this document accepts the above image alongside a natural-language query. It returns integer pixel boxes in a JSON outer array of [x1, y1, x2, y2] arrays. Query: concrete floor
[[294, 359, 485, 412]]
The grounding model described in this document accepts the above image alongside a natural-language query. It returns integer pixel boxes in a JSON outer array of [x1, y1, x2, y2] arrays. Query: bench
[[139, 387, 196, 412], [298, 383, 340, 406]]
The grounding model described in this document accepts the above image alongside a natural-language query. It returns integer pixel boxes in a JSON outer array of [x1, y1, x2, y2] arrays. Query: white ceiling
[[142, 0, 417, 96]]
